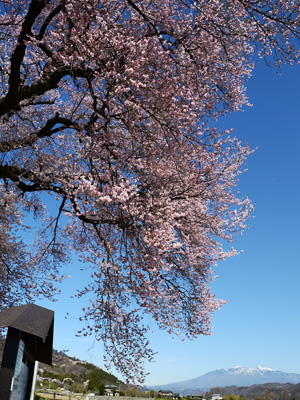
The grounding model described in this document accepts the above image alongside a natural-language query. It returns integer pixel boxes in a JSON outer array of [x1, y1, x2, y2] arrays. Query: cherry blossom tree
[[0, 0, 299, 381]]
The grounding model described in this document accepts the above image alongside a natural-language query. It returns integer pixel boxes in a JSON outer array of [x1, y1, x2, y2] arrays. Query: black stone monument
[[0, 304, 54, 400]]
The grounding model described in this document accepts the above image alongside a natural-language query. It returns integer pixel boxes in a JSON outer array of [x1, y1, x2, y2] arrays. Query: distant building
[[158, 390, 174, 397], [157, 391, 181, 399], [211, 394, 222, 400], [190, 394, 206, 400], [105, 384, 120, 396]]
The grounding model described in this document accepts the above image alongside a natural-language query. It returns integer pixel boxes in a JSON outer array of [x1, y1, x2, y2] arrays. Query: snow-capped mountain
[[149, 366, 300, 392]]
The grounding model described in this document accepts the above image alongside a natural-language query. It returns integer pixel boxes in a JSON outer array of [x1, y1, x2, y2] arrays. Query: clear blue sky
[[37, 60, 300, 386]]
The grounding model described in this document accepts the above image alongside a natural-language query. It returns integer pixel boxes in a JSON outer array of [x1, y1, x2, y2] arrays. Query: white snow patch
[[257, 365, 275, 372]]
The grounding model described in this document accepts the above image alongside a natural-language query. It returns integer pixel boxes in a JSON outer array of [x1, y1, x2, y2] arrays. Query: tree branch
[[0, 114, 74, 152], [8, 0, 47, 95], [0, 164, 64, 194], [0, 66, 94, 117]]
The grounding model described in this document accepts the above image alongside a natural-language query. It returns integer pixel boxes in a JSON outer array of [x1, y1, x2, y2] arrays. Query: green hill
[[0, 335, 123, 393], [37, 349, 123, 391]]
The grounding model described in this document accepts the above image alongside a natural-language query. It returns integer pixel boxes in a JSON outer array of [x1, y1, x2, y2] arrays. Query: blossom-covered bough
[[0, 0, 299, 382]]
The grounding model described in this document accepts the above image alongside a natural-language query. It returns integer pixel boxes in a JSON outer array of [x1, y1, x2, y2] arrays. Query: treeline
[[206, 383, 300, 400]]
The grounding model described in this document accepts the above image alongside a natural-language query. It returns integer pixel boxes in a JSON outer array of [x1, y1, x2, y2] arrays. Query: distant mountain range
[[148, 366, 300, 393]]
